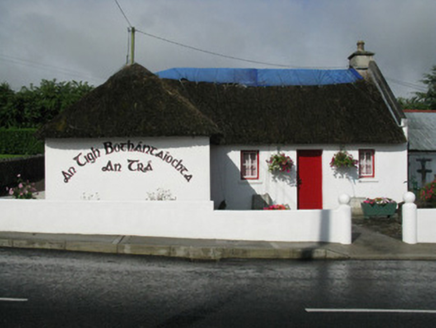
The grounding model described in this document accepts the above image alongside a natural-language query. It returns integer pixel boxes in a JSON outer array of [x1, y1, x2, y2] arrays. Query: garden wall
[[0, 195, 352, 244], [402, 192, 436, 244], [416, 209, 436, 243]]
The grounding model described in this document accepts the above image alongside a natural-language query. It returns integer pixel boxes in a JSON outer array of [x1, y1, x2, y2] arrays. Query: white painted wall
[[323, 144, 408, 208], [45, 137, 210, 201], [211, 145, 298, 210], [211, 144, 408, 210], [402, 192, 436, 244], [417, 209, 436, 243], [0, 196, 352, 244]]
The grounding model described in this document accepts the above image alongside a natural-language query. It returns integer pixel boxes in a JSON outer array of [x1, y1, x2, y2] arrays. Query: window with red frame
[[241, 150, 259, 180], [359, 149, 375, 178]]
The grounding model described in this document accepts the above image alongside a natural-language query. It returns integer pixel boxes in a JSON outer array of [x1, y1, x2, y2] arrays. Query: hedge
[[0, 128, 44, 155], [0, 155, 45, 196]]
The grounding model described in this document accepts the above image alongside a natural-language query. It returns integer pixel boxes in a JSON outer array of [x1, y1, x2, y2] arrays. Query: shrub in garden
[[419, 179, 436, 208], [6, 174, 38, 199]]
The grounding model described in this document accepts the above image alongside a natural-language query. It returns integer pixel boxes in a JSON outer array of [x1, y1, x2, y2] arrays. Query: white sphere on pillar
[[338, 194, 351, 205], [403, 191, 416, 203]]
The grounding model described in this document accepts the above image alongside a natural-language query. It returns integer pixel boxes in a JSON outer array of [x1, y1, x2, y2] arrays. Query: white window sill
[[358, 178, 379, 183], [239, 179, 263, 185]]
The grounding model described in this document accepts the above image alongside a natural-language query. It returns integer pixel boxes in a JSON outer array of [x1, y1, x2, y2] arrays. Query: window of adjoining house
[[241, 150, 259, 180], [359, 149, 375, 178]]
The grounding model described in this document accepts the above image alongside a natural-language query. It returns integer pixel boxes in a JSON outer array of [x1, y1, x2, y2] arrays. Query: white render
[[211, 144, 408, 210], [417, 209, 436, 243], [402, 192, 436, 244], [45, 137, 211, 201], [0, 196, 352, 244]]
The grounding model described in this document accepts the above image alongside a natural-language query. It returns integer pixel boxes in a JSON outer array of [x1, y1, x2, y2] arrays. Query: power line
[[114, 0, 132, 27], [385, 76, 427, 93], [136, 29, 295, 68], [112, 0, 343, 69], [136, 29, 345, 69], [0, 54, 105, 84]]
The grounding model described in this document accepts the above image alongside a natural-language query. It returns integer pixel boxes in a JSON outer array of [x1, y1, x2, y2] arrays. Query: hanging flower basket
[[330, 151, 358, 169], [361, 197, 397, 218], [266, 153, 294, 173]]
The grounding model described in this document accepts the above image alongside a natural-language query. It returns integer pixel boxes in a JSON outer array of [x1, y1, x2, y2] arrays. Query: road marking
[[0, 297, 28, 302], [306, 308, 436, 314]]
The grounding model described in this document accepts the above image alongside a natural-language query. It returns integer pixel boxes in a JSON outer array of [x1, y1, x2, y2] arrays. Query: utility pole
[[129, 27, 135, 65]]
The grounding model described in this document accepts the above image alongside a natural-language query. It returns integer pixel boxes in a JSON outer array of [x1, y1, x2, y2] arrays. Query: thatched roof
[[37, 63, 221, 139], [38, 62, 405, 145], [163, 78, 406, 145]]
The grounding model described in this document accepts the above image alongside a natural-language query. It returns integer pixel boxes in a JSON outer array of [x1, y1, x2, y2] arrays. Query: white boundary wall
[[0, 195, 352, 244], [402, 192, 436, 244]]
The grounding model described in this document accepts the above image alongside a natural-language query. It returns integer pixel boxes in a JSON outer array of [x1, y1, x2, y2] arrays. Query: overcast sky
[[0, 0, 435, 98]]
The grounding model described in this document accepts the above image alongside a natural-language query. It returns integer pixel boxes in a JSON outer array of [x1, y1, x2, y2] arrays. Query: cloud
[[0, 0, 435, 98]]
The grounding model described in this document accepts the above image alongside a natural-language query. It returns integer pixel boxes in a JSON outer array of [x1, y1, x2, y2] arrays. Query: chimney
[[348, 41, 375, 77]]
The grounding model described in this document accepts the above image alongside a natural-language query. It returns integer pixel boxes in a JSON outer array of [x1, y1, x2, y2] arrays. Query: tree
[[0, 83, 16, 127], [398, 66, 436, 110], [397, 96, 430, 110], [0, 79, 94, 128], [415, 65, 436, 110]]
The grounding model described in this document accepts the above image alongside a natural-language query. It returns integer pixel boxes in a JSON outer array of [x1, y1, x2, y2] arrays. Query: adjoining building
[[404, 110, 436, 190]]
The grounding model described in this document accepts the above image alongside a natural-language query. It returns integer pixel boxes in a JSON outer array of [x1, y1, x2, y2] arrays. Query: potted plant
[[330, 150, 358, 169], [361, 197, 397, 218], [266, 153, 294, 173]]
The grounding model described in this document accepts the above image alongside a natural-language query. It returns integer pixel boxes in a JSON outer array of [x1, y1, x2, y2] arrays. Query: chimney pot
[[348, 40, 375, 78]]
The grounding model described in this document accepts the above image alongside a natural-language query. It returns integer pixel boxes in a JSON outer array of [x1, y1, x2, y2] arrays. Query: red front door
[[297, 150, 323, 209]]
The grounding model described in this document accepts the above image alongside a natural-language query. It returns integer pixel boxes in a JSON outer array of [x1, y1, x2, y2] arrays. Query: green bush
[[0, 128, 44, 155], [418, 179, 436, 208]]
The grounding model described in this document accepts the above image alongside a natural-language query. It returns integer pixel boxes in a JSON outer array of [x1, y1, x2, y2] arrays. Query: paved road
[[1, 248, 436, 327]]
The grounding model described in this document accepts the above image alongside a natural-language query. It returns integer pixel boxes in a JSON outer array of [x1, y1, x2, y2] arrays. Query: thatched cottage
[[37, 41, 407, 210]]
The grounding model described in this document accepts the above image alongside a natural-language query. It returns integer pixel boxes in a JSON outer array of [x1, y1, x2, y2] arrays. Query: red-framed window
[[241, 150, 259, 180], [359, 149, 375, 178]]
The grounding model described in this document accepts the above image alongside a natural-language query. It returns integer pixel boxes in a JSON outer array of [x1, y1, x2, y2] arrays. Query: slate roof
[[405, 110, 436, 151]]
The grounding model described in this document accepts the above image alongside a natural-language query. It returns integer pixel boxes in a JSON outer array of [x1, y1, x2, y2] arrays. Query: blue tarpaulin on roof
[[156, 68, 362, 86]]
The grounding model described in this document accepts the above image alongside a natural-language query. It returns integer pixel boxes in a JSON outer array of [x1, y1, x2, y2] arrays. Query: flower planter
[[361, 202, 397, 218]]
